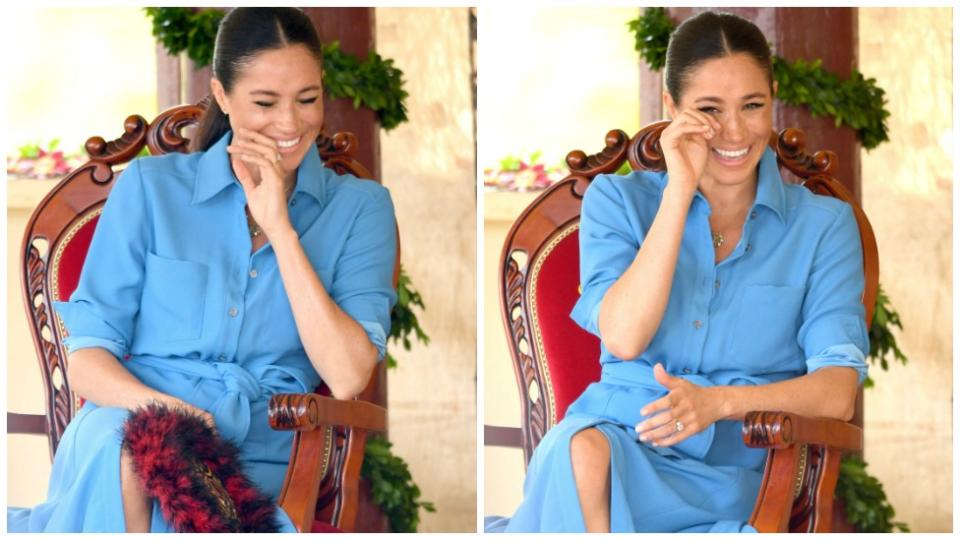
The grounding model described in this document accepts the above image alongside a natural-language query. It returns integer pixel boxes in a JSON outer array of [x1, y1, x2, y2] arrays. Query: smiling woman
[[7, 7, 397, 533], [486, 11, 868, 533]]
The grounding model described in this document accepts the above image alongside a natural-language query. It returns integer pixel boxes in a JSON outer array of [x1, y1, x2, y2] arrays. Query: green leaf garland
[[627, 8, 891, 149], [836, 456, 910, 532], [144, 7, 408, 130], [361, 437, 437, 532]]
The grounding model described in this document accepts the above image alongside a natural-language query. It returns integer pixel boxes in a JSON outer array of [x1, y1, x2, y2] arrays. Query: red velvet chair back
[[500, 122, 879, 464], [16, 101, 391, 531]]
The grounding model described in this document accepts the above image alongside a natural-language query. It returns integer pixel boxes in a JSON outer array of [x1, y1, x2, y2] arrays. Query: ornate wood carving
[[146, 100, 206, 155], [744, 411, 795, 449], [83, 115, 149, 183]]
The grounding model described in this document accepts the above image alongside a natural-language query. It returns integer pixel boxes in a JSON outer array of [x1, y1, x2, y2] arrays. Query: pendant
[[712, 231, 725, 248]]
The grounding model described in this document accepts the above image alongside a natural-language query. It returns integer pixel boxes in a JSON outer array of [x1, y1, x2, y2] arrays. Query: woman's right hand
[[660, 108, 720, 195]]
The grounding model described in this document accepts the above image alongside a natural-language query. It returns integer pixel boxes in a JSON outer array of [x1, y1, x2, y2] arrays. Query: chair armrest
[[269, 393, 386, 533], [7, 412, 47, 435], [742, 410, 862, 450], [269, 393, 387, 432], [744, 411, 860, 532]]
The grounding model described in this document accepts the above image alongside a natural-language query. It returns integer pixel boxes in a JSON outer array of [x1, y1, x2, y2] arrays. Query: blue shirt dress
[[8, 130, 397, 532], [486, 148, 868, 532]]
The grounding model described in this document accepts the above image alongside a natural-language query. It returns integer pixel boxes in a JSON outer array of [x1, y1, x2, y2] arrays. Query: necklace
[[711, 231, 725, 249], [247, 210, 263, 238], [245, 182, 296, 238]]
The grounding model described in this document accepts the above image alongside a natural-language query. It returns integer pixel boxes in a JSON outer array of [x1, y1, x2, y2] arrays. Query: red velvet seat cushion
[[531, 227, 601, 422]]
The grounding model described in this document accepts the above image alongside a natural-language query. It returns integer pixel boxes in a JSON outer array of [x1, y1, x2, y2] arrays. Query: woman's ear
[[663, 90, 679, 119], [210, 78, 230, 115]]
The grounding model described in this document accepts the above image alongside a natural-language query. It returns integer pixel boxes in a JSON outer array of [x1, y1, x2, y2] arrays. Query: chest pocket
[[137, 252, 208, 342], [729, 285, 805, 372]]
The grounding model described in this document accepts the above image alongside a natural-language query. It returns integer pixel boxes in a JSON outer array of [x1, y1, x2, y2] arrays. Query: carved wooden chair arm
[[268, 393, 387, 432], [743, 411, 861, 532], [742, 410, 862, 450], [268, 393, 386, 532]]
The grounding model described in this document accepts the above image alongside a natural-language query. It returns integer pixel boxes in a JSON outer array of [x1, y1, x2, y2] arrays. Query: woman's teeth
[[712, 147, 749, 159], [276, 136, 301, 149]]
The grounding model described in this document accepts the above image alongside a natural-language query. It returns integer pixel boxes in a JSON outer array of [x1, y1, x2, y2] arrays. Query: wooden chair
[[6, 101, 398, 533], [485, 121, 879, 532]]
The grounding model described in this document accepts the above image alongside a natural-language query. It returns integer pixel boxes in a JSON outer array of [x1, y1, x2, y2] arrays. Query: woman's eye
[[299, 97, 319, 105], [254, 101, 275, 108], [698, 107, 720, 115], [744, 102, 764, 110]]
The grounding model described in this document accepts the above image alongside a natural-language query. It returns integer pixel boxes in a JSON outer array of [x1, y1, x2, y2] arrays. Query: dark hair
[[664, 11, 773, 103], [193, 7, 324, 152]]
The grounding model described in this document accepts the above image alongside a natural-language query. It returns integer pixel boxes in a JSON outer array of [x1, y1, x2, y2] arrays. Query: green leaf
[[362, 436, 436, 532]]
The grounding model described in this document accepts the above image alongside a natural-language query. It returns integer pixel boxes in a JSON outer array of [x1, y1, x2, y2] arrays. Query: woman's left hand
[[635, 363, 724, 447], [226, 127, 293, 238]]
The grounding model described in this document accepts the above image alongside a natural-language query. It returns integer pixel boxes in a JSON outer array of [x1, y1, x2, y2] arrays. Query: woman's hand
[[154, 395, 218, 434], [634, 363, 724, 447], [660, 109, 720, 195], [226, 127, 293, 239]]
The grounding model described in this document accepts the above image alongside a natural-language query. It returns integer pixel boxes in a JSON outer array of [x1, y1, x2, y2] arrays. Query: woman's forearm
[[270, 226, 378, 400], [598, 183, 695, 359], [66, 347, 171, 410], [715, 366, 859, 422]]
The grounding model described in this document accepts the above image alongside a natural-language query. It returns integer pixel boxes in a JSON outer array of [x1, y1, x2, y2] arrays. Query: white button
[[714, 280, 721, 289], [693, 320, 703, 329], [750, 211, 757, 219], [228, 307, 239, 317], [682, 368, 692, 374], [249, 269, 258, 278], [218, 354, 227, 362]]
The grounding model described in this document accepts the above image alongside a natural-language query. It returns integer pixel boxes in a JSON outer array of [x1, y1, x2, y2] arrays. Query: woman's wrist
[[662, 181, 697, 205]]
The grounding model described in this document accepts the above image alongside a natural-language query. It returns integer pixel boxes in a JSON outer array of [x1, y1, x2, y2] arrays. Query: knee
[[570, 428, 610, 477]]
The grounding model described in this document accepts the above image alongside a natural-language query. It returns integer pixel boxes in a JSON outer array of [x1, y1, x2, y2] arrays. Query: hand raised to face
[[226, 127, 293, 239], [659, 109, 721, 196]]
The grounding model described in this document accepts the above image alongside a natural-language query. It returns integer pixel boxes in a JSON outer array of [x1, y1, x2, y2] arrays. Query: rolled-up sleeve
[[570, 175, 643, 337], [796, 203, 870, 384], [52, 159, 149, 360], [329, 188, 398, 361]]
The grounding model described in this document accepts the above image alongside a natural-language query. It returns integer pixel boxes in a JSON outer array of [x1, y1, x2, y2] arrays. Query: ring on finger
[[675, 420, 684, 433]]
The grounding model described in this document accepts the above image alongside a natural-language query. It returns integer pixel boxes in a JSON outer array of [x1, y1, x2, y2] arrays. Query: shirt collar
[[752, 146, 787, 223], [192, 130, 328, 208]]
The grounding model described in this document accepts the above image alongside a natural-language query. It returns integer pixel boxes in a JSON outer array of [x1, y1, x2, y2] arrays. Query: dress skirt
[[485, 368, 768, 533], [7, 356, 301, 533]]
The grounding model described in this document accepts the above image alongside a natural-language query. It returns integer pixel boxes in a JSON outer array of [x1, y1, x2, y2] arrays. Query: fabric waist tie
[[127, 356, 310, 445]]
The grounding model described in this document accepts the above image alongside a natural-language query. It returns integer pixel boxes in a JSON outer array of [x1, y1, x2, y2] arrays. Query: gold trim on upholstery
[[49, 206, 104, 412], [794, 443, 808, 499], [526, 221, 580, 430], [320, 426, 333, 479]]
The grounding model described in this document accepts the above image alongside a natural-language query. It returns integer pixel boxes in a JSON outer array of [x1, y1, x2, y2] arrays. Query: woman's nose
[[275, 103, 300, 131], [721, 112, 746, 142]]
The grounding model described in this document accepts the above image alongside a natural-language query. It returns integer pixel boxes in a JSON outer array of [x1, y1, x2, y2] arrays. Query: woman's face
[[666, 53, 775, 188], [211, 44, 324, 176]]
